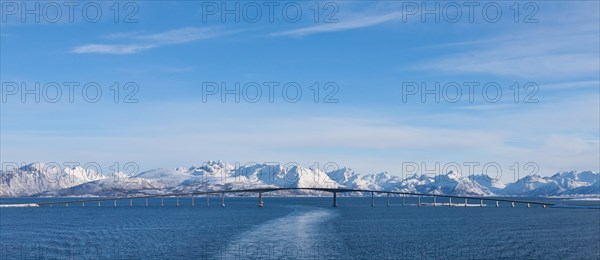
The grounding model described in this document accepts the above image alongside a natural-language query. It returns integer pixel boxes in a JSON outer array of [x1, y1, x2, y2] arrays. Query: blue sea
[[1, 197, 599, 259]]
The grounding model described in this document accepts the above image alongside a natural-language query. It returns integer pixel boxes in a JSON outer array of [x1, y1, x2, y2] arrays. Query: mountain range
[[1, 162, 598, 197]]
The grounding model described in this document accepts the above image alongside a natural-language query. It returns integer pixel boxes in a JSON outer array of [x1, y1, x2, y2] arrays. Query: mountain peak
[[446, 170, 461, 179], [18, 162, 47, 172]]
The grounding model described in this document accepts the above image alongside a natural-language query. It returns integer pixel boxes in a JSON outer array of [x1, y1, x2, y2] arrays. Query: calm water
[[1, 197, 599, 259]]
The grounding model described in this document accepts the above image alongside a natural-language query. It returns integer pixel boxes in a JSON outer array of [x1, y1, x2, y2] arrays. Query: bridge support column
[[258, 192, 264, 207], [221, 192, 225, 207], [333, 192, 338, 207], [496, 201, 499, 208], [449, 198, 452, 207], [387, 193, 390, 207], [192, 195, 195, 207], [371, 192, 375, 207], [433, 196, 436, 207], [464, 198, 468, 207]]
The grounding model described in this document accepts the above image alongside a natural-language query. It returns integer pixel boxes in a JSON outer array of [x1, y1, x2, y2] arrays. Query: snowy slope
[[327, 167, 360, 187], [502, 171, 599, 196], [42, 172, 167, 197], [502, 174, 561, 196], [470, 175, 506, 194], [0, 163, 103, 196], [550, 171, 599, 190], [397, 171, 493, 196]]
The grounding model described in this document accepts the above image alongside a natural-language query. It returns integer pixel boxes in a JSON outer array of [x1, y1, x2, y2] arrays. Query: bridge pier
[[333, 192, 338, 207], [221, 192, 226, 207], [258, 192, 264, 207], [387, 193, 390, 207], [449, 198, 452, 207], [371, 192, 375, 207]]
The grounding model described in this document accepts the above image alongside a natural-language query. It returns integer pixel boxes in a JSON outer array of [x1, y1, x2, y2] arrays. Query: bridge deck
[[15, 187, 555, 207]]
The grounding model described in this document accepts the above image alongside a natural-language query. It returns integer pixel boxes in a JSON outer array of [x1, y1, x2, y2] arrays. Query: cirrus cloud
[[71, 27, 235, 54]]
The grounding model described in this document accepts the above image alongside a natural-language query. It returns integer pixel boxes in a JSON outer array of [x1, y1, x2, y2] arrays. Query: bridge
[[2, 188, 554, 208]]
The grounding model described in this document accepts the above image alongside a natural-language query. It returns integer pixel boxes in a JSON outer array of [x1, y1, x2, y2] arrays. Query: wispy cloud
[[419, 10, 599, 79], [541, 80, 600, 90], [71, 27, 232, 54], [132, 27, 226, 44], [71, 44, 155, 55], [271, 11, 403, 37]]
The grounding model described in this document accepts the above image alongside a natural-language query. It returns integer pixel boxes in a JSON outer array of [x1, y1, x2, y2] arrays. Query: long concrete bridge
[[3, 188, 554, 208]]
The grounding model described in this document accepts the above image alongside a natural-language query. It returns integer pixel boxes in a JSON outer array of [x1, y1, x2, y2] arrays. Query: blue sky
[[1, 1, 599, 182]]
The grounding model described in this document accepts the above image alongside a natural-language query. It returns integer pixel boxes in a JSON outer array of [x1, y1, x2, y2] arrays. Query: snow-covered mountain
[[327, 168, 403, 191], [0, 163, 103, 197], [43, 172, 167, 197], [469, 174, 506, 194], [394, 171, 493, 196], [502, 171, 600, 196], [27, 161, 339, 197], [1, 162, 598, 197]]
